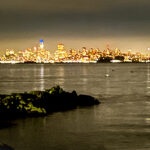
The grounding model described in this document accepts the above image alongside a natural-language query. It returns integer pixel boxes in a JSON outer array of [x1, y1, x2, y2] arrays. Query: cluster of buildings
[[0, 40, 150, 64]]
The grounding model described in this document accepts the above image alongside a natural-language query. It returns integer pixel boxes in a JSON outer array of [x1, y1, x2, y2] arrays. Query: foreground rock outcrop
[[0, 86, 100, 119], [0, 143, 14, 150]]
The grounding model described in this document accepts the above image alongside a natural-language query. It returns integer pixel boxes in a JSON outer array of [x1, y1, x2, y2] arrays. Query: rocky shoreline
[[0, 86, 100, 150], [0, 143, 14, 150], [0, 86, 100, 119]]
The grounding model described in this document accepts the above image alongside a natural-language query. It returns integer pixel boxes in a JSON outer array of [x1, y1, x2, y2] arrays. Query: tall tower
[[39, 39, 44, 49]]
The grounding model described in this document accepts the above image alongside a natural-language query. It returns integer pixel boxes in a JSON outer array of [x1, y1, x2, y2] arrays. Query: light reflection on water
[[0, 64, 150, 150], [147, 63, 150, 95], [40, 65, 44, 91]]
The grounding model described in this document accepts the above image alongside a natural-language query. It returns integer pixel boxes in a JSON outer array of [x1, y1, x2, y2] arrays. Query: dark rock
[[77, 95, 100, 106], [0, 86, 100, 119], [0, 121, 14, 129], [0, 143, 14, 150]]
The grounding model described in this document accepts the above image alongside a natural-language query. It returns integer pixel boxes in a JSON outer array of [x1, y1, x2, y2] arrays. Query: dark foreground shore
[[0, 86, 100, 119], [0, 86, 100, 149]]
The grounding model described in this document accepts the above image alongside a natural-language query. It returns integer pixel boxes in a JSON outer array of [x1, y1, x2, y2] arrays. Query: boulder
[[0, 143, 14, 150]]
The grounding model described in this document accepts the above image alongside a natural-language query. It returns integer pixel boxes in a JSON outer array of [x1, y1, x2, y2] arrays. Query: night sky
[[0, 0, 150, 52]]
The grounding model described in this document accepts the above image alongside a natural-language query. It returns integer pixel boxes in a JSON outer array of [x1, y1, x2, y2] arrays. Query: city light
[[0, 40, 150, 64]]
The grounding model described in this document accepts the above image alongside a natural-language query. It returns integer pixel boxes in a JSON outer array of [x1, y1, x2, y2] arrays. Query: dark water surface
[[0, 63, 150, 150]]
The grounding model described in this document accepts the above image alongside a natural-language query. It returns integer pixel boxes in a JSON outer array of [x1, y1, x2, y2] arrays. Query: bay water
[[0, 63, 150, 150]]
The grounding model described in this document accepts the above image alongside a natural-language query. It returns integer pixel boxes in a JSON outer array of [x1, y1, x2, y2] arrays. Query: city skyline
[[0, 39, 150, 54], [1, 40, 150, 63]]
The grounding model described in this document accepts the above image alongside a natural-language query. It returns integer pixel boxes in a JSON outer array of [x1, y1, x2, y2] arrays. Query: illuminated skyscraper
[[39, 39, 44, 49], [54, 43, 67, 61], [57, 43, 64, 51]]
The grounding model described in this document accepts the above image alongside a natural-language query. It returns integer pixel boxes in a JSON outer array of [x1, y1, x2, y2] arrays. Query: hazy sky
[[0, 0, 150, 53]]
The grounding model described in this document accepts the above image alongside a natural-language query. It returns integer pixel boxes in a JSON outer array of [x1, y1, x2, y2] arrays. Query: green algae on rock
[[0, 86, 100, 118]]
